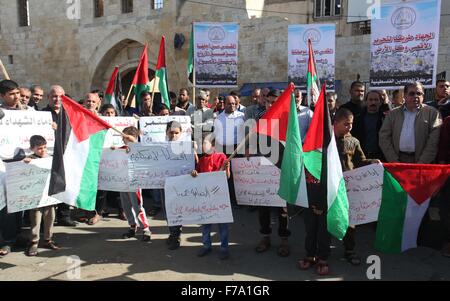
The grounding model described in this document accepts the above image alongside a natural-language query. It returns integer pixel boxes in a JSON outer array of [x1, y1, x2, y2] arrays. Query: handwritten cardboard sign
[[128, 142, 195, 189], [98, 149, 133, 192], [139, 116, 192, 144], [344, 164, 384, 225], [0, 111, 55, 160], [5, 157, 61, 213], [164, 171, 234, 226], [232, 157, 286, 207], [0, 160, 6, 211], [100, 117, 138, 148]]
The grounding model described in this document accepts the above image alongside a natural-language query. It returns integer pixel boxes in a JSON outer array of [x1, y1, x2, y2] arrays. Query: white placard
[[5, 157, 61, 213], [98, 149, 133, 192], [139, 116, 192, 144], [344, 164, 384, 225], [100, 117, 138, 148], [232, 157, 286, 207], [370, 0, 441, 89], [194, 22, 239, 88], [0, 111, 55, 160], [288, 24, 336, 91], [128, 142, 195, 189], [164, 171, 233, 226], [0, 160, 6, 211]]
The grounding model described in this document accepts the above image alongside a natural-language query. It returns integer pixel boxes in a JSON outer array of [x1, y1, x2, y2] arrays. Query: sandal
[[316, 260, 330, 276], [88, 214, 101, 225], [277, 238, 290, 257], [26, 244, 38, 257], [345, 251, 361, 266], [42, 240, 60, 250], [0, 245, 11, 256], [298, 257, 317, 270], [255, 236, 271, 253]]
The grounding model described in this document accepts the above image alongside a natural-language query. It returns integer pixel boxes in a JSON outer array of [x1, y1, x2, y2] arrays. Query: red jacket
[[196, 151, 227, 173]]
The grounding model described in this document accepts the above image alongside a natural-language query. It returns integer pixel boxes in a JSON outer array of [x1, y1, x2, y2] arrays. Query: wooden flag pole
[[0, 58, 11, 80], [124, 84, 134, 108], [150, 76, 157, 114]]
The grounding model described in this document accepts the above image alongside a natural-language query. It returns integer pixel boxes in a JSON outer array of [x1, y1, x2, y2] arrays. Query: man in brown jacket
[[379, 82, 442, 163]]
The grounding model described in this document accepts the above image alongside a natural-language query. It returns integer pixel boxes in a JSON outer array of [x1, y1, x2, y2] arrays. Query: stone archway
[[88, 27, 158, 94]]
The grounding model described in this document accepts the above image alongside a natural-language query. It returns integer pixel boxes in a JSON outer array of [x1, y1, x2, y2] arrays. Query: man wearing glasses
[[379, 82, 442, 164]]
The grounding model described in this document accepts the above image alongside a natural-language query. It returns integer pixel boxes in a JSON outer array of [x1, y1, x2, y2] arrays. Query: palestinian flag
[[50, 95, 111, 211], [277, 86, 308, 207], [104, 66, 123, 115], [131, 44, 151, 111], [155, 36, 170, 109], [303, 84, 349, 240], [306, 39, 320, 108], [375, 163, 450, 253], [187, 25, 194, 84]]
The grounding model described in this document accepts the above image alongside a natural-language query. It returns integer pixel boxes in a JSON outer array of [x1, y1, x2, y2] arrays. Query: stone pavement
[[0, 208, 449, 281]]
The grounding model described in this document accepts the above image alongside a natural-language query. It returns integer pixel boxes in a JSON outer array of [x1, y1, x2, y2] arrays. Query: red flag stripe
[[105, 66, 119, 95], [254, 83, 295, 142], [131, 44, 149, 86], [303, 84, 326, 152], [61, 95, 112, 142], [156, 36, 166, 70]]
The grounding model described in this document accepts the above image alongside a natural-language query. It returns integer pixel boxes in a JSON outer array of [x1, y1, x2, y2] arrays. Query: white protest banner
[[100, 117, 138, 148], [164, 171, 233, 226], [128, 142, 195, 189], [343, 164, 384, 226], [98, 149, 133, 192], [194, 22, 239, 88], [0, 160, 6, 211], [288, 24, 336, 91], [0, 111, 55, 160], [5, 157, 61, 213], [139, 116, 192, 144], [370, 0, 441, 89], [232, 157, 286, 207]]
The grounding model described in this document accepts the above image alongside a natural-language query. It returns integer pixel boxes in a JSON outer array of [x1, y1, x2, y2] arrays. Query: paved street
[[1, 208, 449, 281]]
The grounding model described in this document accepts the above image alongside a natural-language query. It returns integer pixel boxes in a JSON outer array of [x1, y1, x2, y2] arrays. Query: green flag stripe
[[375, 170, 408, 253], [156, 67, 170, 109], [278, 94, 304, 204], [76, 130, 107, 210], [304, 150, 322, 180], [134, 83, 150, 109], [327, 178, 349, 240]]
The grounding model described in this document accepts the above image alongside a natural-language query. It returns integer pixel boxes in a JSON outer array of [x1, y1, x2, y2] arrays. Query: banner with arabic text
[[194, 22, 239, 88], [370, 0, 441, 89]]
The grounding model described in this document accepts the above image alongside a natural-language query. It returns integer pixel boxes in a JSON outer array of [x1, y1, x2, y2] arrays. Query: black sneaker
[[167, 236, 180, 250], [142, 231, 151, 242], [122, 228, 136, 239]]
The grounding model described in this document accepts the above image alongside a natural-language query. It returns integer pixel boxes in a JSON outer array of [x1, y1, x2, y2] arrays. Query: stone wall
[[0, 0, 449, 104]]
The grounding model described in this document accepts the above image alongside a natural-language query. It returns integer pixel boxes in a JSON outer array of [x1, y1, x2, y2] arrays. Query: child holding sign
[[191, 134, 231, 260], [114, 126, 152, 242], [24, 135, 59, 256]]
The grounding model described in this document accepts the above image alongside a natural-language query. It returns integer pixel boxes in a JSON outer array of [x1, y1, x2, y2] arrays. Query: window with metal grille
[[18, 0, 30, 27], [94, 0, 104, 18], [314, 0, 341, 18], [152, 0, 164, 10], [122, 0, 133, 13]]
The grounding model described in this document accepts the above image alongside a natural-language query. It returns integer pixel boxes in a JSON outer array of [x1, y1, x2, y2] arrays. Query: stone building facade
[[0, 0, 449, 103]]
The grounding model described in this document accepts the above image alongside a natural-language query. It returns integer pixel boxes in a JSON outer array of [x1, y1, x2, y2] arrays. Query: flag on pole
[[49, 95, 111, 211], [131, 44, 151, 111], [277, 89, 308, 206], [254, 83, 308, 206], [104, 66, 123, 115], [306, 39, 320, 108], [375, 163, 450, 253], [303, 84, 349, 240], [187, 25, 194, 84], [155, 36, 170, 109]]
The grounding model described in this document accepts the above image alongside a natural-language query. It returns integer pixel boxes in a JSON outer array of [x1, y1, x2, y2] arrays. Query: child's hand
[[223, 161, 230, 169], [193, 141, 198, 152], [191, 170, 198, 177], [371, 159, 382, 164], [125, 146, 131, 154], [51, 122, 57, 130], [23, 158, 32, 164]]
